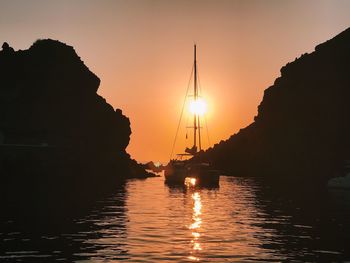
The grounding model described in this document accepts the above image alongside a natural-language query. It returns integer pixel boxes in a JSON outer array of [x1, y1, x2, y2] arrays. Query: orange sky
[[1, 0, 350, 163]]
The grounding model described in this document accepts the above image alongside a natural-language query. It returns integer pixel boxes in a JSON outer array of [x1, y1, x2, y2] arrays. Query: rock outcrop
[[0, 39, 149, 189], [195, 28, 350, 184]]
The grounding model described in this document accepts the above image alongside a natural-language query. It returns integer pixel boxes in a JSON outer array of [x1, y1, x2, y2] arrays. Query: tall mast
[[193, 44, 197, 152]]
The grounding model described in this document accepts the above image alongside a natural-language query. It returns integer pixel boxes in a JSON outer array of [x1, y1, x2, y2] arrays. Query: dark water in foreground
[[1, 176, 350, 262]]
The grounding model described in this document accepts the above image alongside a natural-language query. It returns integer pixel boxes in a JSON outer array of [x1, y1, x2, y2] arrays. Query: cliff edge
[[0, 39, 149, 190], [195, 28, 350, 184]]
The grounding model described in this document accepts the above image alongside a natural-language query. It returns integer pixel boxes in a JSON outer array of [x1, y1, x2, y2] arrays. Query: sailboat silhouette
[[164, 45, 220, 186]]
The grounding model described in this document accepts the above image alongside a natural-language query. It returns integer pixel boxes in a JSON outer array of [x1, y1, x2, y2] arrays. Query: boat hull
[[191, 170, 220, 186], [164, 166, 187, 185], [164, 164, 220, 187]]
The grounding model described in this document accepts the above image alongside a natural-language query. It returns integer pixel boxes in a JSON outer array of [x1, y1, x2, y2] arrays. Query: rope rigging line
[[169, 64, 194, 160], [197, 65, 212, 148], [204, 115, 211, 147], [185, 109, 190, 140]]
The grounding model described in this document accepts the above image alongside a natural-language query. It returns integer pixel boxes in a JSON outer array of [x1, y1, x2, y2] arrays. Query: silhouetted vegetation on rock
[[195, 28, 350, 184], [0, 39, 150, 192]]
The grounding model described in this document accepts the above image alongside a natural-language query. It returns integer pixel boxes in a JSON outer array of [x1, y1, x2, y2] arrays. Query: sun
[[189, 98, 207, 116]]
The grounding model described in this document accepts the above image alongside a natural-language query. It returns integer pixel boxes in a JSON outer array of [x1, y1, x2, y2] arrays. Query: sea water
[[1, 176, 350, 262]]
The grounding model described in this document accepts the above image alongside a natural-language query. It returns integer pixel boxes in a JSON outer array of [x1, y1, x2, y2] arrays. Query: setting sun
[[189, 98, 207, 116], [1, 0, 350, 261]]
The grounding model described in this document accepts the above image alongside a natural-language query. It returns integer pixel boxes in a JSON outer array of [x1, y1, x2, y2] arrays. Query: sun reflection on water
[[188, 191, 202, 261], [185, 177, 197, 187]]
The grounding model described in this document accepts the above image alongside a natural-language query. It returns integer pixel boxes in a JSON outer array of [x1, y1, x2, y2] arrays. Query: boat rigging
[[165, 45, 220, 187]]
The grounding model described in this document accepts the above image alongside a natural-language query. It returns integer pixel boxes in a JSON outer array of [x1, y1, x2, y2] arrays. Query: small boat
[[328, 175, 350, 189], [328, 160, 350, 189], [165, 45, 220, 187]]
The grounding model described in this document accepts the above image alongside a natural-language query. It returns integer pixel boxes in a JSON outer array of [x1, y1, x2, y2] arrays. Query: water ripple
[[1, 176, 350, 262]]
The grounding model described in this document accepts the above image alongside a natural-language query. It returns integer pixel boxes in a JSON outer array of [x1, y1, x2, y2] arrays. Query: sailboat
[[164, 45, 220, 187]]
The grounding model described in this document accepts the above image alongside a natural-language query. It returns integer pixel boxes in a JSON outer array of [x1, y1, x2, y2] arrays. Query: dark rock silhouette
[[0, 39, 150, 192], [194, 27, 350, 184]]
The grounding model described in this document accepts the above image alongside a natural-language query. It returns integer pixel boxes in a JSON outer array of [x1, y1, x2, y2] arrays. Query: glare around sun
[[189, 98, 207, 116]]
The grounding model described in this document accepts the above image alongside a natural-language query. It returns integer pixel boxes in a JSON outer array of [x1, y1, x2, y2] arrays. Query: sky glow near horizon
[[1, 0, 350, 162]]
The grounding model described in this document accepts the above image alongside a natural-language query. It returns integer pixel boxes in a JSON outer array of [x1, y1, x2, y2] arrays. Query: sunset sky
[[1, 0, 350, 163]]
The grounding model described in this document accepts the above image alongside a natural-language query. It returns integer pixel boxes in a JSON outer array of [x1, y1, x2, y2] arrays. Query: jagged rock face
[[0, 39, 131, 155], [197, 28, 350, 182]]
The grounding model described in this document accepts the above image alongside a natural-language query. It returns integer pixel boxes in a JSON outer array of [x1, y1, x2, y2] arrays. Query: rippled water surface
[[1, 176, 350, 262]]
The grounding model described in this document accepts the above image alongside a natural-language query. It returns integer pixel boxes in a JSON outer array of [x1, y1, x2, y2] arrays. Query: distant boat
[[328, 175, 350, 189], [164, 45, 220, 187], [328, 160, 350, 189]]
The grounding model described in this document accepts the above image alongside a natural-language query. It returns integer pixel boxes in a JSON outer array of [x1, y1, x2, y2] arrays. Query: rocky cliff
[[195, 28, 350, 183], [0, 39, 149, 188]]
